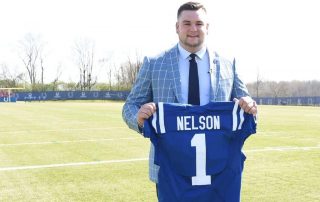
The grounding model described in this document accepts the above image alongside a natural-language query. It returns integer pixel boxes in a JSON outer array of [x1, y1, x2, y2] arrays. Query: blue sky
[[0, 0, 319, 83]]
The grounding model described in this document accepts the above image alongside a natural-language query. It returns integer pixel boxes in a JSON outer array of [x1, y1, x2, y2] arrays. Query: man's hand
[[137, 102, 157, 127], [234, 96, 257, 116]]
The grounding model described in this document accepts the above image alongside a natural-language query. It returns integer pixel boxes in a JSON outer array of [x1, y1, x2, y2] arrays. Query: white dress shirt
[[178, 43, 211, 105]]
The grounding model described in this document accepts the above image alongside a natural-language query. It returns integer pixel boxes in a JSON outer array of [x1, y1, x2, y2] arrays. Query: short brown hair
[[177, 2, 207, 18]]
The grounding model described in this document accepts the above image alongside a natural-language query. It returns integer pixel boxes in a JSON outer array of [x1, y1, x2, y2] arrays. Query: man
[[122, 1, 257, 199]]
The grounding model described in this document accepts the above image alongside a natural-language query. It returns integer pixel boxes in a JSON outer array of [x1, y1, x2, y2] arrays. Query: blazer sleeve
[[122, 56, 153, 133], [231, 58, 250, 99]]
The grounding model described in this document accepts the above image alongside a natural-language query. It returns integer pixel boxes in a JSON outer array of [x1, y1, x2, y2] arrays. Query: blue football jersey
[[143, 101, 256, 202]]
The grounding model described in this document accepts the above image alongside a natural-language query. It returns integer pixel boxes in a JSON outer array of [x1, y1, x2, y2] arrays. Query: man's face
[[176, 9, 209, 53]]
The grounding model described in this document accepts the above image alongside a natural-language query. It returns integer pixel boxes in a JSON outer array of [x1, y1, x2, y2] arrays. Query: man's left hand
[[234, 96, 257, 116]]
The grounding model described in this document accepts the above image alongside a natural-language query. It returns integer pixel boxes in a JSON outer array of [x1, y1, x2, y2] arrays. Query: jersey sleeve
[[143, 112, 158, 145]]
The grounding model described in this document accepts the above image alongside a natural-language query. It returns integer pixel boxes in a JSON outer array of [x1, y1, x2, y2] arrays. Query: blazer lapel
[[208, 51, 220, 101], [167, 45, 182, 103]]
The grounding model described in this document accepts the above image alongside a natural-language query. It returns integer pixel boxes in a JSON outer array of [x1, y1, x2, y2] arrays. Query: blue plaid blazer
[[122, 44, 249, 182]]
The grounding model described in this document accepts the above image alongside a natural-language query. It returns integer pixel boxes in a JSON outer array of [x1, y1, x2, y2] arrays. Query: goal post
[[0, 87, 25, 102]]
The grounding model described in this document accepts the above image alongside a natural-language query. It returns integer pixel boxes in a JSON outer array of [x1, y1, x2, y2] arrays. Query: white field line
[[245, 146, 320, 153], [0, 158, 148, 171], [0, 137, 141, 147], [0, 146, 319, 172], [0, 127, 126, 134]]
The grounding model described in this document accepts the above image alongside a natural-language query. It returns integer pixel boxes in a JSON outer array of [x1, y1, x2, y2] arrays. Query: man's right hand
[[137, 102, 157, 127]]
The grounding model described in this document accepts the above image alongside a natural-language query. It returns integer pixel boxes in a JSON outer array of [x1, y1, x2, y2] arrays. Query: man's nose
[[190, 24, 197, 31]]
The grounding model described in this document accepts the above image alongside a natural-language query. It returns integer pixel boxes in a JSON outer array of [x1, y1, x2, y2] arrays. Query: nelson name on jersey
[[177, 115, 221, 131]]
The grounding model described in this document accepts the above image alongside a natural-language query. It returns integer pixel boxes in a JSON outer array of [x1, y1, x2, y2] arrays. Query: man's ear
[[206, 23, 209, 35], [175, 22, 179, 34]]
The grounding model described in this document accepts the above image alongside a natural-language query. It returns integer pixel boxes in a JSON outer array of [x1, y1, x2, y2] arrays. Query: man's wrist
[[138, 122, 144, 128], [138, 121, 144, 133], [138, 120, 144, 128]]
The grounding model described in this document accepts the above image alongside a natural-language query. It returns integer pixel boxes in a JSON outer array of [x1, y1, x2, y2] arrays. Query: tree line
[[1, 34, 319, 97], [247, 80, 320, 98], [0, 33, 142, 92]]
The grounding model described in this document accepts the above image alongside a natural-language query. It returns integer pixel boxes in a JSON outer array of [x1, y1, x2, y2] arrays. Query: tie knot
[[189, 53, 197, 61]]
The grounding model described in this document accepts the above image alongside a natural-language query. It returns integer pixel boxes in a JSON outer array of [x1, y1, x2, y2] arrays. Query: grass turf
[[0, 102, 319, 201]]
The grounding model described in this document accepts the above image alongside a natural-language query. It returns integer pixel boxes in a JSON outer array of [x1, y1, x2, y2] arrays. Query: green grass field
[[0, 101, 319, 201]]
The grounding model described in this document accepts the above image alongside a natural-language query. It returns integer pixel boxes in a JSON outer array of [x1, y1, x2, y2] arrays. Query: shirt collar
[[178, 43, 207, 60]]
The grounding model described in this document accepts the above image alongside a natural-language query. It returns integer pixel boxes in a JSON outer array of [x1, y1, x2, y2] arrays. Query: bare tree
[[126, 54, 142, 86], [40, 56, 44, 87], [116, 52, 142, 90], [18, 33, 45, 88], [0, 63, 24, 87], [107, 64, 115, 90], [51, 63, 63, 91], [73, 38, 96, 91], [99, 55, 114, 90], [268, 81, 288, 98], [254, 68, 263, 98], [115, 69, 122, 90], [310, 80, 320, 96]]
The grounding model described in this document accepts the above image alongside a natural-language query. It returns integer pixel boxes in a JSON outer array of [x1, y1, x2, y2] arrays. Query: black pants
[[156, 184, 159, 198]]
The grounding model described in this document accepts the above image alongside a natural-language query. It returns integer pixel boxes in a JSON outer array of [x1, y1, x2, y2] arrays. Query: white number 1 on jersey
[[191, 133, 211, 186]]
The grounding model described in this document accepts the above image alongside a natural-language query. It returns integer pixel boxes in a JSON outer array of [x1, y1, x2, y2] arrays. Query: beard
[[180, 36, 204, 50]]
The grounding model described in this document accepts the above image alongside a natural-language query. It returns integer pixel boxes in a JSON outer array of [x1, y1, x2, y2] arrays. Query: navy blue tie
[[188, 53, 200, 105]]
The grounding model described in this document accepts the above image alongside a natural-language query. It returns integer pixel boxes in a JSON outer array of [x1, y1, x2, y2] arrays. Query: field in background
[[0, 101, 319, 201]]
